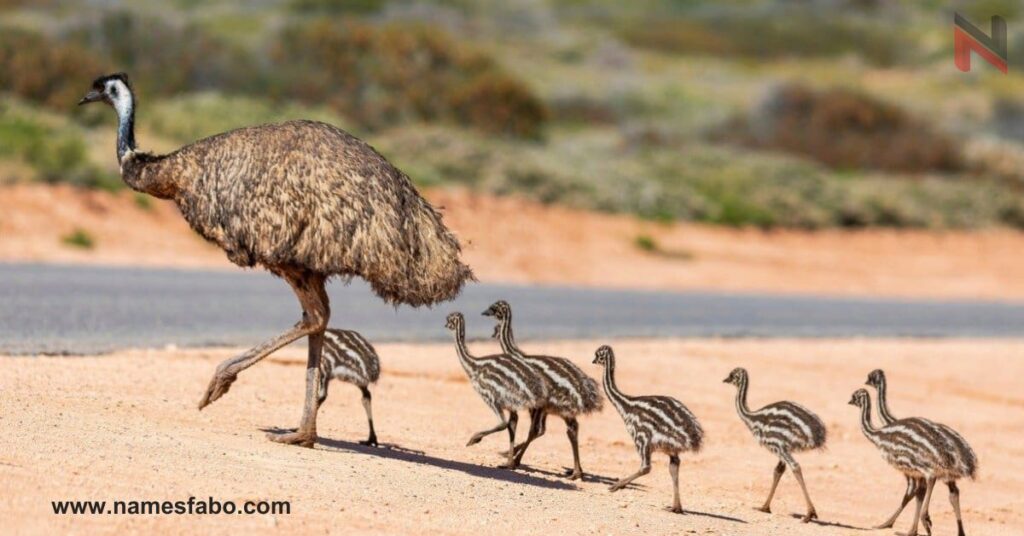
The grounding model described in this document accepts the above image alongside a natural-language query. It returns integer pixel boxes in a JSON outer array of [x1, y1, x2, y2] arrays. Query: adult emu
[[79, 73, 473, 447]]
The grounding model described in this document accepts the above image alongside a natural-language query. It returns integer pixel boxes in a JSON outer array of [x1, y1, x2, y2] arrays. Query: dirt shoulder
[[2, 184, 1023, 299], [1, 338, 1020, 535]]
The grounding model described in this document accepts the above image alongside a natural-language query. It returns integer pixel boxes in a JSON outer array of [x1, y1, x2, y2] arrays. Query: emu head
[[849, 388, 871, 408], [481, 300, 511, 320], [592, 345, 614, 366], [79, 73, 134, 116], [722, 367, 748, 386], [865, 369, 886, 389], [445, 312, 463, 331], [79, 72, 136, 161]]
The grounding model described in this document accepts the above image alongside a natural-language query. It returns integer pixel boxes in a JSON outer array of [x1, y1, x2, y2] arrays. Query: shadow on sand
[[513, 464, 639, 488], [671, 508, 747, 523], [788, 513, 866, 530], [301, 432, 578, 491]]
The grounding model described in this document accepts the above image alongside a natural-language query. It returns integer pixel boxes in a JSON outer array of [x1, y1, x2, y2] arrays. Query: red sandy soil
[[1, 338, 1021, 535], [2, 183, 1023, 299]]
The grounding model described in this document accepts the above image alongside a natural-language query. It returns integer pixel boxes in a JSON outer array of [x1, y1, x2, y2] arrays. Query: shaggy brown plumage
[[80, 72, 472, 448], [124, 121, 471, 306]]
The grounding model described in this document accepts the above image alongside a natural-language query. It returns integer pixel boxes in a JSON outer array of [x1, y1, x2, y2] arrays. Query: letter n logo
[[954, 13, 1008, 73]]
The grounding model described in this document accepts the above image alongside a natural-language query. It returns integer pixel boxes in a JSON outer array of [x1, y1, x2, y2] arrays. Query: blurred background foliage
[[2, 0, 1024, 229]]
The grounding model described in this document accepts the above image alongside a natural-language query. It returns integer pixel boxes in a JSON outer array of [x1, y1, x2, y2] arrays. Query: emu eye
[[110, 86, 118, 96]]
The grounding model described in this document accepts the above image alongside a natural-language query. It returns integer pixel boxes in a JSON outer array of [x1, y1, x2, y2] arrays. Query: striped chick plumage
[[866, 369, 977, 535], [593, 345, 702, 513], [316, 328, 382, 446], [446, 312, 546, 468], [483, 300, 603, 478], [725, 367, 824, 522]]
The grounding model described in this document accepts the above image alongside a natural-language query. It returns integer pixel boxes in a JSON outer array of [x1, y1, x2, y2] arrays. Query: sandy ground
[[3, 184, 1024, 300], [1, 338, 1021, 535]]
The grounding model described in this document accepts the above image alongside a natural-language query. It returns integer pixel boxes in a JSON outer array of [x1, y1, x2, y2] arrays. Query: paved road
[[2, 263, 1023, 354]]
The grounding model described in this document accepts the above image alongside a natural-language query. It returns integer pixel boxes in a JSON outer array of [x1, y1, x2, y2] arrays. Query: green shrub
[[634, 234, 657, 252], [448, 72, 547, 139], [0, 29, 109, 110], [618, 9, 916, 66], [68, 10, 258, 97], [0, 103, 112, 187], [271, 19, 547, 137], [288, 0, 388, 14], [61, 228, 95, 249], [714, 84, 963, 174]]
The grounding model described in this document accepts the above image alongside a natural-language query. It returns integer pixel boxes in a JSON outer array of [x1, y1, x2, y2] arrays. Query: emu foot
[[874, 521, 896, 529], [266, 430, 316, 448], [671, 504, 684, 514], [801, 509, 818, 523], [922, 514, 933, 536], [608, 482, 626, 493], [466, 434, 484, 447], [755, 505, 771, 514], [564, 468, 583, 480], [359, 435, 379, 447], [197, 366, 238, 410]]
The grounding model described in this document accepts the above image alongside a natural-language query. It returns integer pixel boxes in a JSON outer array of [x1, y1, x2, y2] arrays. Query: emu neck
[[452, 324, 477, 376], [496, 316, 522, 357], [859, 400, 878, 439], [875, 379, 897, 425], [115, 95, 137, 163], [602, 361, 629, 410], [734, 379, 752, 419]]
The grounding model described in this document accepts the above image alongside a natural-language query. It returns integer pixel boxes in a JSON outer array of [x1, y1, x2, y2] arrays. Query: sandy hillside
[[2, 184, 1024, 299], [1, 338, 1021, 535]]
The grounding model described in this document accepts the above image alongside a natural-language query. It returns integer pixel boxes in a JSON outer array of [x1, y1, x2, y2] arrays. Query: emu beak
[[591, 357, 599, 365], [78, 90, 102, 105], [848, 396, 857, 405], [481, 307, 494, 317], [722, 377, 730, 383]]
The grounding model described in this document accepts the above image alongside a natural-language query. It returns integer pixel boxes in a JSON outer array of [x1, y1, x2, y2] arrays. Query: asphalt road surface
[[2, 263, 1023, 354]]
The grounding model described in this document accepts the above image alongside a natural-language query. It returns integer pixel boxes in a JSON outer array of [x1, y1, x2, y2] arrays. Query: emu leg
[[358, 386, 378, 446], [467, 408, 510, 446], [877, 476, 918, 529], [499, 411, 520, 468], [791, 464, 818, 523], [757, 461, 786, 513], [900, 477, 935, 536], [511, 409, 547, 465], [564, 417, 584, 480], [266, 273, 330, 448], [669, 454, 683, 514], [609, 445, 651, 492], [199, 270, 327, 438], [948, 481, 965, 536]]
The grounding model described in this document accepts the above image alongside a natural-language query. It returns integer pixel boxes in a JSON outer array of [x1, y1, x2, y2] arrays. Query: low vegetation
[[2, 0, 1024, 231], [715, 84, 963, 173], [61, 228, 95, 249]]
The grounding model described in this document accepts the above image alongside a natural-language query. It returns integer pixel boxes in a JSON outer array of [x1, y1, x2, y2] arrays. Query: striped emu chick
[[316, 329, 381, 446], [866, 369, 977, 536], [445, 313, 548, 468], [592, 346, 702, 513], [850, 389, 957, 536], [482, 300, 602, 479], [723, 368, 825, 523]]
